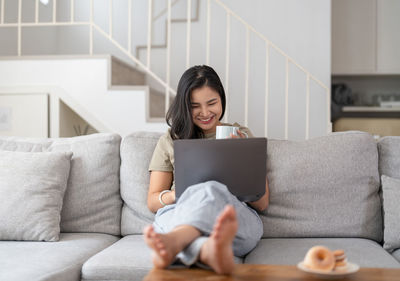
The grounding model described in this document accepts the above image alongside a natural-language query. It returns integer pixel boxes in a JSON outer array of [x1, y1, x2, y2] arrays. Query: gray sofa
[[0, 131, 399, 281]]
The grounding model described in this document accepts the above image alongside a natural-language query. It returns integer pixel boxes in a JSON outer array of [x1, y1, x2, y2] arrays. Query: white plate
[[297, 261, 360, 279]]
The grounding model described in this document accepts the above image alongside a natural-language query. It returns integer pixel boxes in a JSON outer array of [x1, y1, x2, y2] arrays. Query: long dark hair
[[166, 65, 226, 140]]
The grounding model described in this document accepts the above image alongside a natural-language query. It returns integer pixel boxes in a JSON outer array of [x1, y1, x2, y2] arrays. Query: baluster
[[264, 43, 270, 137], [186, 0, 191, 68], [224, 12, 230, 123], [166, 0, 172, 113], [146, 0, 153, 68]]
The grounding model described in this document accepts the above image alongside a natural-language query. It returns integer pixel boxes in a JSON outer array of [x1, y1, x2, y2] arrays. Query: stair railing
[[0, 0, 330, 139]]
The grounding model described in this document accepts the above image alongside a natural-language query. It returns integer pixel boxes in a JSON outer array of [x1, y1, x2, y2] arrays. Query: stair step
[[111, 56, 146, 86]]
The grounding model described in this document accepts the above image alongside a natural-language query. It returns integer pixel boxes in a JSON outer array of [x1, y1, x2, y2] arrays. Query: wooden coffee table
[[143, 264, 400, 281]]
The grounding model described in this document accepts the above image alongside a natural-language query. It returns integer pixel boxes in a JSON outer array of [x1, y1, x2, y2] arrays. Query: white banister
[[326, 88, 331, 133], [264, 43, 270, 137], [109, 0, 112, 37], [305, 74, 310, 139], [70, 0, 74, 22], [285, 58, 289, 139], [18, 0, 21, 56], [244, 27, 250, 127], [128, 0, 132, 53], [224, 12, 231, 123], [53, 0, 57, 23], [206, 0, 211, 65], [89, 0, 93, 55], [35, 0, 39, 23], [146, 0, 153, 68], [165, 0, 172, 113], [186, 0, 191, 68], [1, 0, 4, 24]]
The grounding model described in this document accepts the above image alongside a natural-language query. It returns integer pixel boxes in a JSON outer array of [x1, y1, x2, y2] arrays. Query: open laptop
[[174, 138, 267, 202]]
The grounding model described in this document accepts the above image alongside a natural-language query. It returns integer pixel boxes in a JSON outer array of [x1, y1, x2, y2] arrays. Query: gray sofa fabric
[[48, 134, 122, 236], [378, 136, 400, 179], [245, 238, 400, 268], [261, 132, 382, 241], [381, 175, 400, 252], [392, 249, 400, 263], [120, 132, 162, 235], [0, 233, 119, 281], [0, 150, 72, 241], [81, 235, 243, 281], [1, 131, 400, 281], [0, 134, 123, 236], [81, 235, 153, 281]]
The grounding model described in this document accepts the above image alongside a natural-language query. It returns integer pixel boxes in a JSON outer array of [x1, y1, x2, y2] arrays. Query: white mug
[[216, 126, 239, 139]]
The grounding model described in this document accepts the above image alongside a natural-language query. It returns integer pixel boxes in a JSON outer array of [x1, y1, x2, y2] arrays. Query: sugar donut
[[303, 246, 335, 272]]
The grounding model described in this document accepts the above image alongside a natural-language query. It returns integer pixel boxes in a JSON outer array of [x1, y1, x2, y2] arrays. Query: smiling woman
[[143, 65, 269, 275], [165, 65, 226, 139]]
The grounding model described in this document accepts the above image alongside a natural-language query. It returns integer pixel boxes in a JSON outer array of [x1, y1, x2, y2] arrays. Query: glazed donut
[[303, 246, 335, 272]]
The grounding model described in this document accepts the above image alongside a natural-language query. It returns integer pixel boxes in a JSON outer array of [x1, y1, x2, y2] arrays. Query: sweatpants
[[153, 180, 263, 266]]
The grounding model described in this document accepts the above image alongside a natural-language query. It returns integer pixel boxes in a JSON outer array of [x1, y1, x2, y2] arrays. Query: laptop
[[174, 138, 267, 202]]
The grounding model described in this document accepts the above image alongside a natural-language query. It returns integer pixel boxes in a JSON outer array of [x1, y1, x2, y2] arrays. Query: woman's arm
[[147, 171, 175, 213], [247, 178, 269, 212]]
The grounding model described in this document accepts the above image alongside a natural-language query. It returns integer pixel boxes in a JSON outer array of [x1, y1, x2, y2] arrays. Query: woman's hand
[[230, 129, 248, 139]]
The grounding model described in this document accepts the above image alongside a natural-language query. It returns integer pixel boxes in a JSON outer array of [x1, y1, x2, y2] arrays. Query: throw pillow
[[0, 150, 72, 241], [381, 175, 400, 252]]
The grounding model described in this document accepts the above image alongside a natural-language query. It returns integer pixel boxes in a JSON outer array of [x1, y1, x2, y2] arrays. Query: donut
[[303, 246, 335, 272]]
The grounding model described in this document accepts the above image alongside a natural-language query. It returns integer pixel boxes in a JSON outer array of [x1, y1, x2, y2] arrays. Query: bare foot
[[143, 225, 181, 268], [199, 205, 238, 274]]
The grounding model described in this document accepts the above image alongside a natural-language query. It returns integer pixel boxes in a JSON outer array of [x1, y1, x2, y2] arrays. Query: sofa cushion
[[0, 233, 119, 281], [0, 136, 51, 152], [378, 136, 400, 178], [0, 133, 123, 235], [262, 131, 382, 241], [48, 133, 122, 235], [245, 238, 400, 268], [81, 235, 243, 281], [392, 249, 400, 263], [381, 175, 400, 252], [0, 150, 72, 241], [120, 132, 162, 235]]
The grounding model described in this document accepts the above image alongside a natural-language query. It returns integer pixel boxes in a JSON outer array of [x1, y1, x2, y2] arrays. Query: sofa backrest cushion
[[0, 150, 72, 241], [261, 131, 382, 241], [0, 133, 122, 236], [378, 136, 400, 179], [381, 175, 400, 252], [120, 131, 162, 235], [48, 133, 122, 235]]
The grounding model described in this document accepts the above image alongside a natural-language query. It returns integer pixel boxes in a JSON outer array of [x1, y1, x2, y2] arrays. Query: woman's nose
[[200, 107, 209, 116]]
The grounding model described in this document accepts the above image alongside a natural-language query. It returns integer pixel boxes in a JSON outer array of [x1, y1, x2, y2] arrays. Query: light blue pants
[[153, 181, 263, 266]]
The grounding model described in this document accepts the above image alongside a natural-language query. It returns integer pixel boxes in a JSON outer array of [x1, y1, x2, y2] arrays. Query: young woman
[[144, 65, 269, 274]]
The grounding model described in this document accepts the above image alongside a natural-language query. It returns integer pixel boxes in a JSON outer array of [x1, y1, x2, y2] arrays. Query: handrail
[[0, 0, 330, 139]]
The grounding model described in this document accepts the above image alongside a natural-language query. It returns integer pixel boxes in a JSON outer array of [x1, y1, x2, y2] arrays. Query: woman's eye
[[208, 103, 217, 106]]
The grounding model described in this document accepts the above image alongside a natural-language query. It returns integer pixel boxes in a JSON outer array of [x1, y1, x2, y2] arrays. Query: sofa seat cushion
[[0, 233, 119, 281], [244, 238, 400, 268], [81, 235, 243, 281], [392, 249, 400, 263]]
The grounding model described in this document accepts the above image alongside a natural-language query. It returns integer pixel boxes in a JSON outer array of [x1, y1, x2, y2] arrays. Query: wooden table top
[[143, 264, 400, 281]]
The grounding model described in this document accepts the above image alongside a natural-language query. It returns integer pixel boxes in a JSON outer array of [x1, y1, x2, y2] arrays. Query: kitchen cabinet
[[377, 0, 400, 73], [332, 0, 400, 74]]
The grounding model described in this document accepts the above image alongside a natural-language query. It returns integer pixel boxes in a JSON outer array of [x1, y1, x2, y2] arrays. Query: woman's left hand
[[230, 129, 247, 139]]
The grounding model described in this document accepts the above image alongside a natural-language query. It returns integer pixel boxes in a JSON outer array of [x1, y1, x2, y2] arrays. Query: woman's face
[[190, 86, 223, 134]]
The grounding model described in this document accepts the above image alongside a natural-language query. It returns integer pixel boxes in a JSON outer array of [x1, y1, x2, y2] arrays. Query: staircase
[[0, 0, 330, 140]]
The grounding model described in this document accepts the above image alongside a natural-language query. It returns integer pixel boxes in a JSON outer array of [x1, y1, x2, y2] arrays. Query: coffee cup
[[216, 126, 239, 139]]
